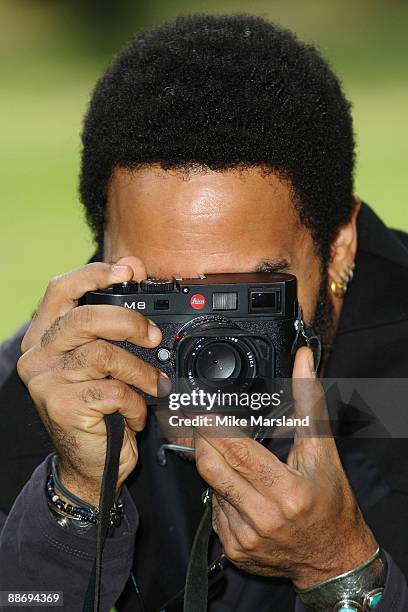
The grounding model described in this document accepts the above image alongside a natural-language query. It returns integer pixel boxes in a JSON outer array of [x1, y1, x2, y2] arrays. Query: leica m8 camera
[[83, 272, 299, 404]]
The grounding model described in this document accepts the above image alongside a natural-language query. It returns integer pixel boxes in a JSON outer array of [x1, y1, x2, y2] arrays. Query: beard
[[311, 269, 336, 371]]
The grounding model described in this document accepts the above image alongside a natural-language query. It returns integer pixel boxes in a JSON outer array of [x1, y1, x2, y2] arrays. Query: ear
[[328, 195, 361, 287]]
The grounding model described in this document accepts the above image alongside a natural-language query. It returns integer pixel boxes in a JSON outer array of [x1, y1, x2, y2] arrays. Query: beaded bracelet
[[46, 472, 124, 527]]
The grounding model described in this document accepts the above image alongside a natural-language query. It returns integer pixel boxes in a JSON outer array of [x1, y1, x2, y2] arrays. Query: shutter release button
[[157, 348, 171, 363]]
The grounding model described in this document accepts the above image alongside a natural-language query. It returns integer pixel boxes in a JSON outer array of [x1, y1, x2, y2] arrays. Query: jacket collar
[[335, 203, 408, 335]]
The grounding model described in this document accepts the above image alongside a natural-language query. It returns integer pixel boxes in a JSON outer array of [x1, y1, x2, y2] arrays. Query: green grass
[[0, 0, 407, 343]]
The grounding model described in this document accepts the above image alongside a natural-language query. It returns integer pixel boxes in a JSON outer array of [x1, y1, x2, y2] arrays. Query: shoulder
[[391, 227, 408, 251], [328, 205, 408, 375], [0, 322, 30, 388]]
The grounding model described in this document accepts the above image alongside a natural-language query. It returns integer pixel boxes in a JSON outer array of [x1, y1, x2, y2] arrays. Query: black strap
[[291, 308, 322, 373], [183, 492, 213, 612], [82, 413, 125, 612]]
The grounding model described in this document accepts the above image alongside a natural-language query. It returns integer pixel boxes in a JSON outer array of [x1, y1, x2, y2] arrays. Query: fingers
[[22, 262, 137, 351], [56, 340, 167, 398], [197, 434, 293, 492], [19, 337, 170, 399], [40, 304, 162, 353], [195, 434, 271, 516], [114, 256, 148, 282], [28, 373, 148, 433], [289, 347, 340, 470], [292, 347, 329, 426], [212, 495, 242, 557], [212, 491, 283, 567], [73, 378, 148, 433]]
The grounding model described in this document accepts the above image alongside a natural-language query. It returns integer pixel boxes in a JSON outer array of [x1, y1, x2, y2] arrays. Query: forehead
[[106, 165, 307, 275], [108, 165, 299, 225]]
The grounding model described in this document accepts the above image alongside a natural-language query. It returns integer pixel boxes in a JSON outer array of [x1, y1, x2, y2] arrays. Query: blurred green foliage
[[0, 0, 407, 341]]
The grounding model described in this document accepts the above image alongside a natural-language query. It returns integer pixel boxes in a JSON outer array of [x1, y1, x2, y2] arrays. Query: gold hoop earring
[[330, 261, 355, 298], [330, 280, 348, 298]]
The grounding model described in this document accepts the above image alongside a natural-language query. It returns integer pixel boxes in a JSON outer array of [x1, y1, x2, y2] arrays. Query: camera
[[83, 272, 299, 407]]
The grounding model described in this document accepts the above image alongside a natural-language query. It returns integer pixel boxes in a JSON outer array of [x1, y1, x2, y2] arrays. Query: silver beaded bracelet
[[295, 546, 387, 611]]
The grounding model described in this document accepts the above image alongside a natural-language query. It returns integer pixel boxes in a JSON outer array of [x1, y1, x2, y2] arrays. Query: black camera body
[[84, 272, 298, 404]]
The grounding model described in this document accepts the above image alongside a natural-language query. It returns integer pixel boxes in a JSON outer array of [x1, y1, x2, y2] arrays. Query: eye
[[256, 259, 290, 274]]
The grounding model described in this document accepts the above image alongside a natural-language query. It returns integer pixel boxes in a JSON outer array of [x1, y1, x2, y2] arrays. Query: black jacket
[[0, 203, 408, 611]]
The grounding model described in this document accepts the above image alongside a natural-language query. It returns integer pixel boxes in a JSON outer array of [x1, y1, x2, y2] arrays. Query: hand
[[17, 258, 170, 505], [194, 347, 378, 589]]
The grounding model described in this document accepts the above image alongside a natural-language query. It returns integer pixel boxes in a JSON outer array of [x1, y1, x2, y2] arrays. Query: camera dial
[[139, 278, 175, 293], [111, 281, 139, 295]]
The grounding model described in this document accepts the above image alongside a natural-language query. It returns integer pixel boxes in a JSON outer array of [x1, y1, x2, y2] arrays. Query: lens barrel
[[175, 316, 268, 394]]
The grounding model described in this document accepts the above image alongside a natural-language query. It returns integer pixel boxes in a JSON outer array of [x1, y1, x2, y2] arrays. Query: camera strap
[[292, 308, 322, 373], [183, 489, 213, 612], [82, 412, 125, 612]]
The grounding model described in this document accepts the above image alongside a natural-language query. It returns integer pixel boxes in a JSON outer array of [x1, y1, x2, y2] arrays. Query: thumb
[[114, 256, 148, 282], [288, 347, 338, 470]]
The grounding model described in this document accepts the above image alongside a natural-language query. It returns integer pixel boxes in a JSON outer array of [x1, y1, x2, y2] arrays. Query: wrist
[[46, 465, 125, 535], [58, 470, 101, 506], [293, 525, 378, 590], [56, 460, 122, 507], [295, 547, 387, 612]]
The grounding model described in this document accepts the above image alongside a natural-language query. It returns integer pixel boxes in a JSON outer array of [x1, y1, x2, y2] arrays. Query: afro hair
[[80, 13, 355, 262]]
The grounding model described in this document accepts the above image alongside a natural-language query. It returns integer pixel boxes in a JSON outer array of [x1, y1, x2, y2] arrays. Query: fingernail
[[147, 320, 162, 343], [111, 264, 130, 276], [158, 372, 172, 397]]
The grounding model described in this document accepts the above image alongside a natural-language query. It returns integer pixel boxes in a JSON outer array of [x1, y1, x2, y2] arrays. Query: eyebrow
[[254, 259, 290, 273]]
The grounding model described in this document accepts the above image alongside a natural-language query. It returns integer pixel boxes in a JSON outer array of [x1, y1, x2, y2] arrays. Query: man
[[1, 13, 408, 612]]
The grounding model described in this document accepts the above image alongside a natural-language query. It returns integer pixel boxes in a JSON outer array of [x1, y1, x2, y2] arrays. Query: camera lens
[[174, 316, 271, 395], [189, 337, 252, 391], [183, 335, 257, 392], [195, 341, 242, 383]]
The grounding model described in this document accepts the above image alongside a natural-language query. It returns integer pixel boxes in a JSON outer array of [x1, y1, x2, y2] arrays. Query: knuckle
[[17, 352, 30, 381], [240, 529, 259, 553], [110, 380, 130, 403], [132, 414, 147, 432], [218, 482, 241, 507], [127, 396, 147, 431], [224, 441, 251, 470], [224, 544, 244, 565], [79, 384, 104, 404], [257, 463, 283, 488], [196, 452, 220, 480], [253, 517, 273, 539], [60, 347, 87, 370], [94, 340, 116, 371], [46, 274, 66, 295], [41, 316, 63, 347], [133, 390, 147, 413], [69, 305, 94, 331], [283, 491, 311, 520]]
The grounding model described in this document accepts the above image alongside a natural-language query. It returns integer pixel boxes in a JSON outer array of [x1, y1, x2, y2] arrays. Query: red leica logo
[[190, 293, 206, 309]]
